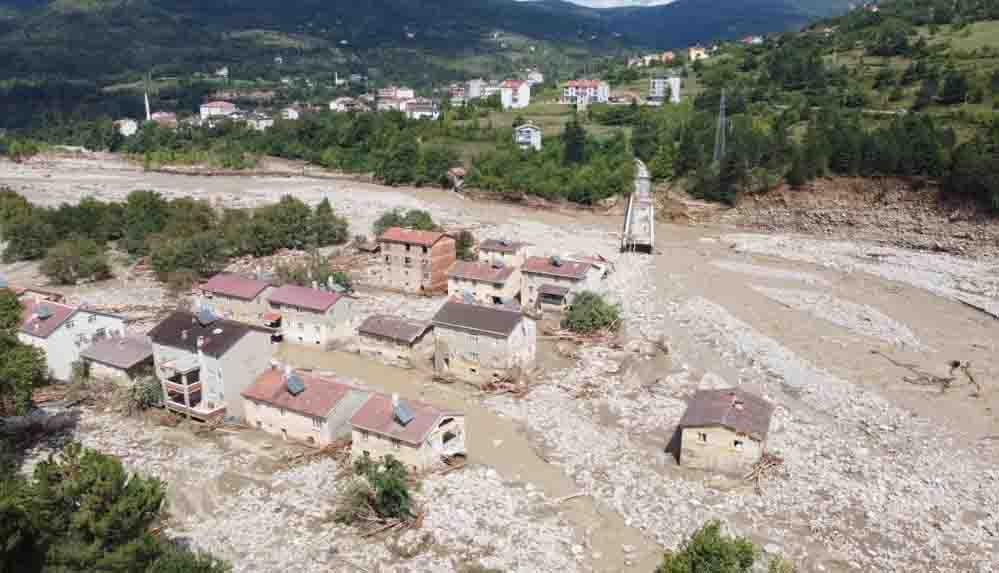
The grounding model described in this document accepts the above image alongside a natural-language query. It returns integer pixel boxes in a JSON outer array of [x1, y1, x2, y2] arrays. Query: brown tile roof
[[679, 388, 775, 441], [80, 336, 153, 370], [242, 369, 356, 418], [522, 256, 592, 280], [201, 274, 271, 301], [447, 261, 516, 284], [357, 315, 430, 345], [148, 311, 269, 357], [377, 227, 447, 247], [350, 392, 460, 446], [479, 239, 529, 254], [268, 285, 341, 313], [431, 301, 523, 337], [19, 300, 77, 339], [538, 284, 570, 297]]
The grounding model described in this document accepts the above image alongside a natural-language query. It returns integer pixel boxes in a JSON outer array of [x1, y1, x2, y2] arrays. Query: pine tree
[[561, 118, 586, 165]]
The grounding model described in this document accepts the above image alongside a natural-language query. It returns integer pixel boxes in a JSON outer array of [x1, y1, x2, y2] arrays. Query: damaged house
[[377, 227, 456, 294], [267, 284, 355, 347], [520, 255, 602, 311], [677, 388, 775, 474], [198, 273, 273, 324], [478, 239, 530, 268], [80, 335, 154, 383], [431, 300, 536, 384], [350, 392, 466, 472], [355, 314, 433, 366], [447, 260, 521, 306]]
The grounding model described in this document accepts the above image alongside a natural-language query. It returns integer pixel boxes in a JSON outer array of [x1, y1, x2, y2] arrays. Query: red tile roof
[[19, 299, 77, 339], [566, 79, 605, 88], [201, 274, 270, 301], [350, 393, 460, 446], [448, 261, 516, 284], [501, 79, 525, 88], [267, 285, 341, 313], [242, 369, 354, 418], [377, 227, 447, 247], [522, 256, 592, 280]]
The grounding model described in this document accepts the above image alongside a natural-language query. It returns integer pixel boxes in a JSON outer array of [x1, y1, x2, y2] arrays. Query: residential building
[[404, 98, 439, 120], [562, 80, 610, 104], [17, 300, 127, 381], [330, 97, 359, 113], [650, 76, 682, 104], [148, 310, 272, 421], [378, 86, 415, 100], [150, 111, 178, 128], [199, 100, 238, 121], [661, 51, 676, 63], [520, 256, 602, 311], [377, 98, 406, 112], [198, 273, 273, 324], [377, 227, 456, 294], [447, 167, 466, 191], [114, 119, 139, 137], [478, 239, 530, 268], [350, 392, 466, 471], [526, 70, 545, 85], [677, 388, 775, 473], [500, 80, 531, 110], [355, 314, 433, 366], [448, 83, 467, 100], [480, 82, 502, 99], [267, 284, 354, 348], [513, 123, 542, 152], [467, 78, 485, 99], [245, 112, 274, 131], [742, 35, 764, 45], [431, 300, 536, 384], [282, 106, 302, 120], [688, 45, 709, 61], [242, 366, 370, 446], [447, 261, 521, 306], [80, 335, 154, 383]]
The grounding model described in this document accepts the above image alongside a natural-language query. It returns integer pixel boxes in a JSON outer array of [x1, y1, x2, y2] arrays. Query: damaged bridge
[[621, 159, 655, 253]]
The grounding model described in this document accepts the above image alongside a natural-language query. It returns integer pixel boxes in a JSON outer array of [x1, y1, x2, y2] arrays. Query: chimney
[[181, 329, 188, 341], [255, 265, 263, 281], [311, 280, 319, 291], [392, 393, 399, 407], [196, 336, 205, 349], [284, 364, 292, 380]]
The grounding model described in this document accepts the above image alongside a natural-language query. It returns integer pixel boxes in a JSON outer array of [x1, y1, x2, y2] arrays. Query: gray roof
[[358, 315, 431, 345], [431, 301, 523, 338], [148, 311, 270, 357], [80, 336, 153, 370], [678, 388, 775, 441]]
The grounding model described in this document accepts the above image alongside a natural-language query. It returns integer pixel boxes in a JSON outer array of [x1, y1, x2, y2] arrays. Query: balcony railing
[[164, 400, 226, 419]]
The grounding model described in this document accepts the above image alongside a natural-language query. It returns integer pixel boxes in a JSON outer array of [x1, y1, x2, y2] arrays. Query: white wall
[[19, 311, 125, 381]]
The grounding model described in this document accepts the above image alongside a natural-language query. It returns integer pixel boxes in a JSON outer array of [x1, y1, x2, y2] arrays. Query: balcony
[[165, 400, 226, 420]]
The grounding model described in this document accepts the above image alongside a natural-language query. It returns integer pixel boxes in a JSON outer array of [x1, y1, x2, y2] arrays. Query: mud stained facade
[[432, 301, 536, 384], [377, 227, 456, 293]]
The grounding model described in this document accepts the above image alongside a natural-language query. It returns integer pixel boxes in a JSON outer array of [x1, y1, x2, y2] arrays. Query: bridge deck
[[621, 160, 655, 253]]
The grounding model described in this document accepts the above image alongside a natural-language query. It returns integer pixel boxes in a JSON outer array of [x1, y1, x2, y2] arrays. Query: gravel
[[710, 260, 831, 286]]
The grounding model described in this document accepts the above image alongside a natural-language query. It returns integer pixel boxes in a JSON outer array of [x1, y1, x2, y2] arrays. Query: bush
[[40, 238, 112, 285], [455, 230, 475, 261], [122, 376, 163, 415], [372, 209, 438, 236], [656, 520, 755, 573], [561, 292, 620, 334], [335, 453, 413, 524]]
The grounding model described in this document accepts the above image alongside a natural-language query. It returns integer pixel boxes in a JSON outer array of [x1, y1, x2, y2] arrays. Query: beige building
[[350, 392, 466, 472], [267, 285, 355, 348], [520, 256, 602, 311], [447, 261, 521, 306], [677, 388, 775, 474], [242, 367, 370, 446], [198, 273, 273, 324], [377, 227, 456, 294], [478, 239, 530, 268], [80, 335, 153, 383], [431, 300, 536, 384], [355, 314, 433, 367]]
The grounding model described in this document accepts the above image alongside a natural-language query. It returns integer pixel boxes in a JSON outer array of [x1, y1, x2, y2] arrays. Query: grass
[[934, 20, 999, 53]]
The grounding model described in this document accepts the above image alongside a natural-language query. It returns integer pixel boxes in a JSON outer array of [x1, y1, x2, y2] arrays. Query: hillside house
[[661, 51, 676, 63], [677, 388, 775, 474], [267, 284, 354, 347], [282, 106, 302, 120], [80, 335, 153, 383], [562, 80, 610, 104], [17, 300, 127, 381], [350, 392, 466, 472], [447, 167, 466, 191], [500, 80, 531, 110], [404, 98, 439, 120], [378, 86, 415, 100], [650, 76, 681, 103], [245, 112, 274, 131], [148, 310, 272, 421], [431, 300, 536, 384], [330, 97, 359, 113], [447, 261, 521, 305], [520, 256, 602, 311], [688, 46, 709, 61], [377, 227, 456, 294], [114, 119, 139, 137], [199, 101, 238, 121], [467, 78, 485, 99], [514, 123, 542, 151], [242, 366, 370, 446], [478, 239, 530, 268], [198, 273, 273, 324], [355, 314, 433, 366], [526, 70, 545, 85], [150, 111, 178, 128]]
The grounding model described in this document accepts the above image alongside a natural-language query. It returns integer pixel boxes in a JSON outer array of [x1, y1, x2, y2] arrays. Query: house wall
[[216, 331, 273, 420], [350, 415, 466, 472], [433, 319, 535, 384], [478, 247, 528, 268], [245, 399, 327, 445], [521, 266, 602, 310], [276, 298, 355, 348], [353, 333, 433, 368], [447, 271, 521, 306], [679, 426, 763, 474], [19, 311, 125, 381], [200, 288, 272, 324], [379, 238, 456, 293]]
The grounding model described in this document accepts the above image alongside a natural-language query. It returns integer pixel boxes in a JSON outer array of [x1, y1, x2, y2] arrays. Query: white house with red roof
[[17, 299, 126, 381], [561, 80, 610, 105], [500, 79, 530, 110], [199, 100, 238, 121], [267, 284, 355, 347], [198, 273, 273, 325]]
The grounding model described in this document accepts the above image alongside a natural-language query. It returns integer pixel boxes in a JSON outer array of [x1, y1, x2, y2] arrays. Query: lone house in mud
[[677, 388, 775, 474], [377, 227, 456, 294], [431, 300, 536, 384], [350, 392, 466, 471]]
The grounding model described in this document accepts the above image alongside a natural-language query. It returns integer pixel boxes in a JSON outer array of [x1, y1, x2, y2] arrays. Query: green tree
[[656, 521, 755, 573], [310, 198, 349, 247], [562, 291, 620, 334], [149, 232, 225, 280], [0, 289, 48, 417], [649, 141, 677, 181], [0, 287, 22, 333], [454, 230, 475, 261], [561, 118, 586, 165], [938, 70, 969, 105], [123, 191, 169, 255], [372, 209, 437, 236], [2, 214, 56, 263], [40, 238, 112, 285]]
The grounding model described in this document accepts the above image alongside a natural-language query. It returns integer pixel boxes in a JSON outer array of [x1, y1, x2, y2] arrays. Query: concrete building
[[431, 301, 536, 384], [150, 111, 178, 128], [404, 98, 439, 120], [514, 123, 542, 152], [198, 273, 273, 324], [377, 227, 456, 294], [330, 97, 359, 112], [378, 86, 415, 100], [520, 256, 602, 311], [350, 392, 466, 472], [199, 100, 238, 121], [526, 70, 545, 86], [650, 76, 681, 103], [447, 261, 521, 306], [478, 239, 530, 268], [678, 388, 774, 474], [282, 106, 302, 120], [561, 80, 610, 104], [267, 284, 354, 348], [242, 367, 370, 446], [80, 335, 153, 383], [17, 299, 126, 381], [114, 119, 139, 137], [688, 46, 709, 61], [500, 80, 531, 110], [355, 314, 433, 367], [148, 310, 273, 421]]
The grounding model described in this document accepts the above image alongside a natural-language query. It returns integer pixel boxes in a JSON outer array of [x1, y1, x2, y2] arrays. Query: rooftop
[[201, 273, 271, 301], [357, 315, 430, 345], [378, 227, 448, 247], [268, 284, 342, 313], [80, 336, 153, 370], [432, 300, 523, 337], [147, 311, 269, 357], [242, 368, 357, 419], [566, 79, 605, 88], [678, 388, 775, 441], [448, 261, 517, 284], [522, 256, 592, 280], [19, 299, 78, 339], [350, 392, 460, 446], [479, 239, 529, 253]]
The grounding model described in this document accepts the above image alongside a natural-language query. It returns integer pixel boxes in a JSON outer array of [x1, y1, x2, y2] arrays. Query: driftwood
[[872, 350, 983, 397], [550, 492, 586, 505], [745, 452, 784, 494]]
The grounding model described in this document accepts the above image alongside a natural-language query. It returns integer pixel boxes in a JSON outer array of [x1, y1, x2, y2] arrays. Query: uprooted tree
[[335, 453, 414, 526], [562, 291, 621, 334]]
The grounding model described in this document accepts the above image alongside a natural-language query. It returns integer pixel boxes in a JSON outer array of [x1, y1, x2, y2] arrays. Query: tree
[[2, 214, 55, 263], [336, 453, 413, 525], [656, 521, 755, 573], [40, 238, 112, 285], [148, 232, 225, 280], [561, 118, 586, 165], [0, 290, 48, 416], [631, 118, 658, 161], [454, 230, 475, 261], [0, 287, 21, 333], [562, 292, 620, 334], [938, 70, 969, 105], [123, 191, 169, 255], [310, 198, 349, 247], [372, 209, 437, 236]]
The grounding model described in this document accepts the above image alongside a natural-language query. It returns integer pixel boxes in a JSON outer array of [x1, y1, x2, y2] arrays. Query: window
[[697, 432, 708, 443], [88, 314, 97, 323], [404, 256, 412, 265], [384, 255, 390, 263], [733, 440, 743, 450], [422, 246, 428, 254], [94, 328, 107, 340], [65, 320, 75, 330], [405, 244, 411, 252]]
